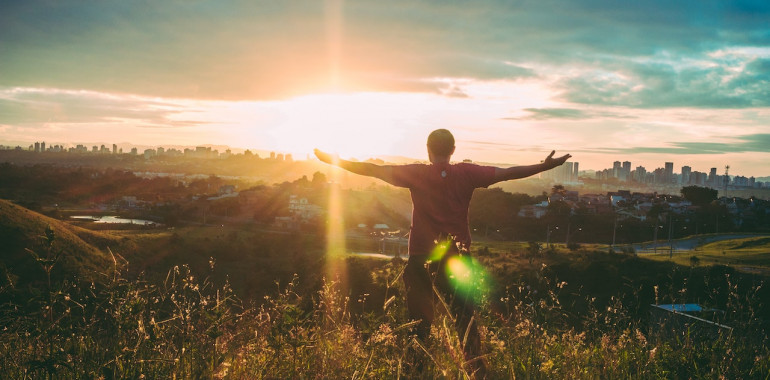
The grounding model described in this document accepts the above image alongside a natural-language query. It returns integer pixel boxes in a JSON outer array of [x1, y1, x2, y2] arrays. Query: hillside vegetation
[[1, 201, 769, 378], [0, 200, 115, 287]]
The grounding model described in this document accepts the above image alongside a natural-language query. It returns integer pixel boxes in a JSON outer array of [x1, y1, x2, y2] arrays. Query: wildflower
[[372, 324, 395, 345], [540, 359, 555, 373], [635, 329, 647, 345]]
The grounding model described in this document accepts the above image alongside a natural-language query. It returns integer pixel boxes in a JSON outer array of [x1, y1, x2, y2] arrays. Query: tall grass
[[1, 229, 769, 379]]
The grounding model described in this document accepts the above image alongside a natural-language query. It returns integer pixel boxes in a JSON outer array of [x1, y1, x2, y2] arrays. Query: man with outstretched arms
[[315, 128, 570, 377]]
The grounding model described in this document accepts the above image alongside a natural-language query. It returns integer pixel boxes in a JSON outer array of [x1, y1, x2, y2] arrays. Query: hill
[[0, 199, 116, 287]]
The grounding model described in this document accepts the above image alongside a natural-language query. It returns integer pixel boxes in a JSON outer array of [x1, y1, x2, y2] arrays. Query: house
[[218, 185, 236, 195], [518, 201, 549, 219], [289, 195, 323, 221]]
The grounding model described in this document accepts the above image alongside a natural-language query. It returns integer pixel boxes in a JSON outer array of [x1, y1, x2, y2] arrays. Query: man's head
[[427, 129, 455, 163]]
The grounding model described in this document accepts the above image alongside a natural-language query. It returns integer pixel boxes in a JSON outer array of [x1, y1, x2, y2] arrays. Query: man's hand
[[542, 150, 571, 169], [314, 149, 338, 165]]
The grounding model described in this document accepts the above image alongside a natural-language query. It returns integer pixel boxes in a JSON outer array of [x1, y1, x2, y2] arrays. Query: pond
[[70, 215, 159, 225]]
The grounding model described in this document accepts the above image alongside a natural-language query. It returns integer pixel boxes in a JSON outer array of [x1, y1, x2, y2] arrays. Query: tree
[[681, 186, 718, 207], [312, 171, 327, 188], [551, 184, 566, 197]]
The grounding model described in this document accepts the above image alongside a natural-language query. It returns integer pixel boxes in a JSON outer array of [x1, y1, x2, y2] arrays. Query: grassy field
[[643, 236, 770, 275], [3, 203, 770, 378]]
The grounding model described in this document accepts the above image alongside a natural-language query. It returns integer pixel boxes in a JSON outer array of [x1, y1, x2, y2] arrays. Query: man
[[315, 129, 570, 376]]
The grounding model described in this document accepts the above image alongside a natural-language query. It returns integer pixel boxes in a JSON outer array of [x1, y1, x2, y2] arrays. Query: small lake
[[71, 215, 158, 225]]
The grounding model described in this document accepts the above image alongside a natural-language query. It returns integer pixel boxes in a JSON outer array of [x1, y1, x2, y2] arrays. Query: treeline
[[469, 186, 770, 245], [0, 163, 255, 208]]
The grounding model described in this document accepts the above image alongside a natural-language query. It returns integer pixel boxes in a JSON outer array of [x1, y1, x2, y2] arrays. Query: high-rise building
[[622, 161, 631, 182], [634, 166, 647, 182], [613, 161, 622, 179], [664, 162, 674, 184], [681, 166, 692, 185], [564, 162, 574, 182], [41, 142, 46, 152], [113, 144, 117, 154], [572, 162, 579, 182], [34, 142, 40, 153], [709, 168, 717, 187]]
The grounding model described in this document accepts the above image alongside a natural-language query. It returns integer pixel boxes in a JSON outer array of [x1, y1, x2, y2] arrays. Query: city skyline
[[1, 1, 769, 176], [9, 138, 770, 183]]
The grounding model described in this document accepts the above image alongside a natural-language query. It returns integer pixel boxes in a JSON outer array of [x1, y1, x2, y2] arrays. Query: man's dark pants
[[403, 249, 484, 366]]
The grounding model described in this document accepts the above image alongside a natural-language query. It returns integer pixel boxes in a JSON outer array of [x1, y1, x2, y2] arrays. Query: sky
[[1, 0, 769, 177]]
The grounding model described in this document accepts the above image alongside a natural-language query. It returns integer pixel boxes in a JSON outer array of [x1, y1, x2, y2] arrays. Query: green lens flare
[[428, 239, 452, 262], [444, 255, 489, 304]]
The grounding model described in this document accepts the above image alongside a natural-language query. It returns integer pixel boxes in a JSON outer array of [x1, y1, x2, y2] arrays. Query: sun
[[263, 92, 433, 160]]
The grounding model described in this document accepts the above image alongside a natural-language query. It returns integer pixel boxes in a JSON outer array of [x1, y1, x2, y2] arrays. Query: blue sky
[[1, 0, 769, 176]]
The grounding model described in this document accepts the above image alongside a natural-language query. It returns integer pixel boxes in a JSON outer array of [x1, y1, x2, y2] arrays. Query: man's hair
[[427, 129, 455, 157]]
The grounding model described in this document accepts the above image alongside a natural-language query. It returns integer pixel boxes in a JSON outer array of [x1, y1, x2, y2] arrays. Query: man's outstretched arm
[[314, 149, 393, 183], [493, 150, 571, 183]]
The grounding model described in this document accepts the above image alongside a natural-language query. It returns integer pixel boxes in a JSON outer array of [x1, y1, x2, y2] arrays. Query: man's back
[[386, 162, 496, 255]]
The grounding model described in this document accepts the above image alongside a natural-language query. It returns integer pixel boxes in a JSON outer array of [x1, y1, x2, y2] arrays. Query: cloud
[[513, 108, 638, 120], [2, 0, 768, 103], [558, 54, 770, 109], [593, 134, 770, 155], [0, 87, 207, 128]]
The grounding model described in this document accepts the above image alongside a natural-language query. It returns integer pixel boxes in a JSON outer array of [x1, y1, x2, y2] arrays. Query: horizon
[[4, 138, 770, 180], [1, 1, 769, 177]]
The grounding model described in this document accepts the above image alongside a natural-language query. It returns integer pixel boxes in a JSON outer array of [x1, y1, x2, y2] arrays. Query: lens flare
[[324, 166, 347, 287], [428, 239, 452, 262], [443, 255, 489, 304]]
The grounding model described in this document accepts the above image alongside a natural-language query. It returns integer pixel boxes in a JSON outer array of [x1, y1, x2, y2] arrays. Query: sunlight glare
[[266, 92, 427, 159]]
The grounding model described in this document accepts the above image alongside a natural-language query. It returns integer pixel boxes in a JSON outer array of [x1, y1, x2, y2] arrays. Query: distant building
[[517, 202, 548, 219], [664, 162, 674, 183], [288, 195, 322, 221], [218, 185, 236, 195], [681, 166, 692, 185], [542, 161, 580, 184]]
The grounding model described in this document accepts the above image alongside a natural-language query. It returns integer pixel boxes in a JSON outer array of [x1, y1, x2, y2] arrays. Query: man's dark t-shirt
[[385, 162, 497, 256]]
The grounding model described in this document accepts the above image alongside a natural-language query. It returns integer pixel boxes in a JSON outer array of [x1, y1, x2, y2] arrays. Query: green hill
[[0, 199, 115, 287]]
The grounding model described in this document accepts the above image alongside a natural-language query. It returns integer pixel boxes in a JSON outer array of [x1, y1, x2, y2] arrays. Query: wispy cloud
[[512, 108, 638, 120], [594, 134, 770, 155], [2, 0, 768, 102], [558, 54, 770, 109], [0, 87, 207, 128]]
